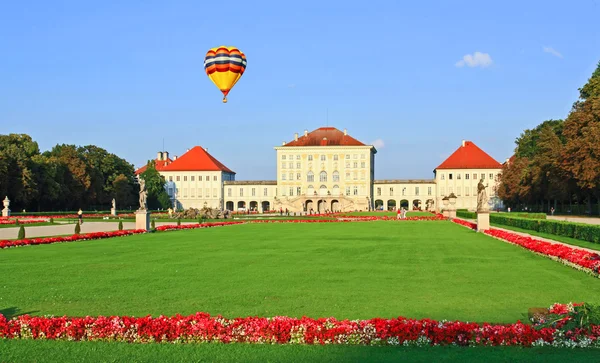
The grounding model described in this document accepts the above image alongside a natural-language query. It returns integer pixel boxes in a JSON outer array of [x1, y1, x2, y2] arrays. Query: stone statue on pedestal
[[2, 196, 10, 217], [477, 179, 488, 212], [138, 179, 147, 211], [112, 198, 116, 209]]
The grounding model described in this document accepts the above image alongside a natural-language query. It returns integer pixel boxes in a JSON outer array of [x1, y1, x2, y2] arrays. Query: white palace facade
[[135, 127, 504, 213]]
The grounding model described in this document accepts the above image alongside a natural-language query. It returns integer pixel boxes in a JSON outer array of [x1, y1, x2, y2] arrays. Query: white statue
[[138, 179, 147, 210], [477, 179, 488, 212], [111, 198, 116, 209]]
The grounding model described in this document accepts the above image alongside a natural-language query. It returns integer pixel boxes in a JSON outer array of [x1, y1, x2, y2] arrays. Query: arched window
[[307, 171, 314, 182], [332, 171, 340, 182], [320, 171, 327, 182]]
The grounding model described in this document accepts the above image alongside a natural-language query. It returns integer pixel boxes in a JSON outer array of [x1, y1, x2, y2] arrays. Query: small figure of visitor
[[397, 208, 401, 220], [77, 208, 83, 225], [550, 207, 555, 216], [507, 207, 511, 213]]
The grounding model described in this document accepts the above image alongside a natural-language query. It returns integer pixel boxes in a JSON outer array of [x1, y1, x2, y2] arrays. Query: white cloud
[[543, 46, 563, 58], [371, 139, 385, 149], [455, 52, 493, 68]]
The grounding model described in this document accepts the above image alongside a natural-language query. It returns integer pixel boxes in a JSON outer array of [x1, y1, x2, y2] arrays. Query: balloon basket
[[222, 97, 228, 103]]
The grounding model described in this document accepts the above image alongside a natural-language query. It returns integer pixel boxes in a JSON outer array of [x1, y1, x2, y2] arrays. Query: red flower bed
[[0, 218, 49, 225], [155, 222, 243, 231], [0, 312, 597, 347], [0, 230, 147, 249], [451, 218, 600, 275]]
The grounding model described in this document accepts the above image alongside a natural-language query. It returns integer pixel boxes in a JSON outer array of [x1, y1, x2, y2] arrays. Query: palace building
[[135, 127, 504, 213]]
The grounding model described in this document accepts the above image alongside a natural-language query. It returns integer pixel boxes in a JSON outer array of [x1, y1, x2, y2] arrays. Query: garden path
[[0, 221, 196, 240], [547, 215, 600, 225]]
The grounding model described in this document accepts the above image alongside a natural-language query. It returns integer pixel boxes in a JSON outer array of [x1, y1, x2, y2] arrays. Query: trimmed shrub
[[118, 221, 123, 231], [177, 218, 181, 226], [151, 219, 156, 230], [14, 219, 20, 226], [74, 223, 81, 235], [457, 210, 476, 219], [49, 217, 54, 223], [490, 214, 600, 244], [17, 225, 25, 239]]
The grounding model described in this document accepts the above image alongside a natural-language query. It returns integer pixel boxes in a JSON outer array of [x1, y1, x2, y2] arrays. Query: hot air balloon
[[204, 46, 247, 103]]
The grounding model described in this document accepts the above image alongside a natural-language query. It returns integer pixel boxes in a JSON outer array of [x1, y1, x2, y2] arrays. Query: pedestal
[[1, 208, 9, 217], [476, 211, 490, 232], [111, 208, 117, 216], [448, 209, 456, 219], [135, 210, 150, 231], [442, 210, 449, 218]]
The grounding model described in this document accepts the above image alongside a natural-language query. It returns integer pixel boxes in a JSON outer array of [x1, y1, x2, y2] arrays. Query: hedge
[[489, 215, 600, 244], [457, 210, 476, 219], [456, 211, 546, 220]]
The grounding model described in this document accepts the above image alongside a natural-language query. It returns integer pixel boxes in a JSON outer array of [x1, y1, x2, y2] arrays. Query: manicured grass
[[1, 340, 598, 363], [492, 223, 600, 252], [2, 221, 599, 323]]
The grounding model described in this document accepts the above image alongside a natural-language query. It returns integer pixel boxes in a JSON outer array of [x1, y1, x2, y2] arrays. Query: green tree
[[17, 225, 25, 239], [0, 134, 41, 210], [118, 221, 123, 231], [139, 161, 171, 210], [112, 174, 135, 210]]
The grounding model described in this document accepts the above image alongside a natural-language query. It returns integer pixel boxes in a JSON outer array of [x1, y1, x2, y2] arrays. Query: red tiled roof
[[436, 141, 502, 169], [161, 146, 235, 173], [283, 127, 366, 147], [135, 158, 173, 175]]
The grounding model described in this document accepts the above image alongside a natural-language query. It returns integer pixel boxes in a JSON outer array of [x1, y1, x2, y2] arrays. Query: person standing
[[551, 207, 555, 216], [77, 208, 83, 225], [397, 208, 401, 220]]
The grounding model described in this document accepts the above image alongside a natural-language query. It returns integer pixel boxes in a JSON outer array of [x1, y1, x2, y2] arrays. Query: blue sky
[[1, 0, 599, 179]]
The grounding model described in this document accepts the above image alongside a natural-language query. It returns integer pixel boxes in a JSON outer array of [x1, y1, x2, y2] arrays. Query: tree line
[[498, 61, 600, 215], [0, 134, 139, 211]]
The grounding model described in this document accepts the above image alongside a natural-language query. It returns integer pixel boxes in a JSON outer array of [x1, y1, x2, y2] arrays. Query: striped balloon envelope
[[204, 46, 247, 103]]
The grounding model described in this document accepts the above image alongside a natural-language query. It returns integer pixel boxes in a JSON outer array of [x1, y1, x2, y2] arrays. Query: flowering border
[[451, 219, 600, 276], [0, 312, 598, 347]]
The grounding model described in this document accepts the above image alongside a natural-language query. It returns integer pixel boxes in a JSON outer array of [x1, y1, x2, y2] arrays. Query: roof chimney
[[173, 155, 178, 160], [157, 151, 163, 160], [294, 133, 298, 141], [205, 147, 208, 152], [461, 140, 466, 147], [344, 128, 347, 136], [304, 129, 308, 136], [163, 151, 169, 160], [282, 141, 286, 146]]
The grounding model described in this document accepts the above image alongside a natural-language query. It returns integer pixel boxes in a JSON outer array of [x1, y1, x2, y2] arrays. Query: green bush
[[512, 212, 546, 220], [456, 210, 476, 219], [490, 215, 600, 244], [118, 221, 123, 231], [17, 225, 25, 239], [177, 218, 181, 226], [74, 223, 81, 235], [151, 220, 155, 230], [49, 217, 54, 223], [14, 219, 20, 226]]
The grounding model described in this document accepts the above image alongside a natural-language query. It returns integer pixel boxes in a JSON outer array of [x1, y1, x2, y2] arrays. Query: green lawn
[[1, 340, 598, 363], [2, 220, 599, 324]]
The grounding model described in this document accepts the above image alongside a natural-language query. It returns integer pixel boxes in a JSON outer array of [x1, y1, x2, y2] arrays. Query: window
[[465, 188, 470, 196], [296, 155, 300, 160], [240, 188, 243, 197], [319, 171, 327, 182], [288, 162, 293, 169], [252, 188, 255, 197], [296, 173, 301, 180], [169, 176, 173, 182], [281, 163, 286, 169], [264, 188, 268, 196], [205, 188, 209, 197], [183, 176, 187, 182], [377, 187, 381, 196], [345, 154, 350, 159], [490, 173, 494, 180], [320, 155, 326, 161], [353, 162, 358, 168], [449, 173, 453, 180], [402, 187, 406, 196], [296, 163, 301, 169], [289, 187, 294, 196], [457, 174, 461, 180], [197, 188, 201, 197], [289, 173, 293, 180], [345, 172, 350, 180], [457, 187, 461, 196], [353, 172, 357, 180], [332, 171, 340, 182], [191, 176, 195, 182], [183, 188, 187, 197], [415, 187, 419, 196], [282, 155, 286, 160], [296, 187, 301, 195], [214, 176, 217, 181], [481, 174, 485, 180], [361, 172, 365, 180], [390, 187, 394, 195], [353, 154, 357, 159], [473, 173, 477, 180], [213, 188, 217, 197], [308, 155, 313, 161], [441, 174, 445, 180], [176, 176, 180, 181], [346, 162, 351, 168], [190, 188, 195, 197], [346, 187, 351, 195], [307, 171, 314, 182], [333, 155, 338, 161], [282, 188, 286, 196], [361, 162, 365, 168], [465, 174, 470, 180], [428, 187, 432, 196], [198, 176, 202, 181], [353, 186, 358, 195], [228, 188, 231, 197]]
